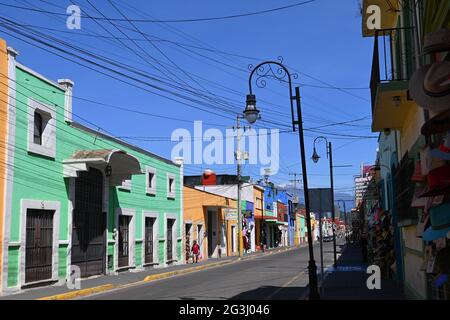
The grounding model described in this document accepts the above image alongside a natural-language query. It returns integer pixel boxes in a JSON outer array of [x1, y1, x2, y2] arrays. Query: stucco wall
[[0, 39, 8, 290], [183, 186, 237, 258], [402, 226, 426, 299], [4, 64, 181, 290], [399, 103, 424, 158]]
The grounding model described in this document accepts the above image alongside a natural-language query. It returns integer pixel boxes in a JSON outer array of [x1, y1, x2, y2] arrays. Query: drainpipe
[[175, 157, 184, 264]]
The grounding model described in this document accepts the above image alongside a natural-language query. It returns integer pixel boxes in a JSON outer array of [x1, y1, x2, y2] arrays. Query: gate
[[144, 217, 155, 264], [167, 219, 174, 261], [118, 215, 130, 268], [71, 167, 106, 278], [25, 209, 54, 284]]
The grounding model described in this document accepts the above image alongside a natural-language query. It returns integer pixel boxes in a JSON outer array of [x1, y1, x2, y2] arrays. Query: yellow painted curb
[[37, 284, 116, 300], [143, 260, 233, 282], [36, 246, 299, 300]]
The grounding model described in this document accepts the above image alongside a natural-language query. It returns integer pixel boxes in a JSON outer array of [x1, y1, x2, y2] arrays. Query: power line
[[0, 1, 316, 23]]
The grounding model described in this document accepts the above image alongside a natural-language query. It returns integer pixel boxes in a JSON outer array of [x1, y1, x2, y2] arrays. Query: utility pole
[[235, 115, 249, 258], [329, 142, 337, 267], [289, 173, 302, 206]]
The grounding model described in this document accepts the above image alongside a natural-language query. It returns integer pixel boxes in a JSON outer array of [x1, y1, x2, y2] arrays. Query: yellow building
[[183, 186, 237, 262], [253, 185, 264, 250], [0, 39, 11, 290]]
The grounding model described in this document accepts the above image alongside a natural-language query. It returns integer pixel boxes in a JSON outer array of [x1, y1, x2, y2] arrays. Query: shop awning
[[63, 149, 143, 186]]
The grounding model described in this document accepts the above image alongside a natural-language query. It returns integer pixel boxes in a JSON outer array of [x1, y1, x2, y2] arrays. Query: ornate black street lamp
[[246, 57, 320, 300], [312, 136, 337, 267]]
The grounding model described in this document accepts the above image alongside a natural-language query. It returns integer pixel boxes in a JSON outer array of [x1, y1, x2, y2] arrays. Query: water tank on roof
[[202, 169, 217, 185]]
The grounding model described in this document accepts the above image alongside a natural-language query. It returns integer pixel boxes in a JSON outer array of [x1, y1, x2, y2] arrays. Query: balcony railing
[[370, 27, 417, 113]]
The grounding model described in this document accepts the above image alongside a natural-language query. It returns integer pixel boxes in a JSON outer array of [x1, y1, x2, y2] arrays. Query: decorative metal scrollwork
[[248, 56, 298, 89]]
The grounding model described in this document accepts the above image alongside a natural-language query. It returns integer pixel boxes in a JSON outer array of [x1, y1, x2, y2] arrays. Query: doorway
[[185, 223, 192, 263], [167, 219, 175, 262], [207, 210, 217, 257], [231, 225, 236, 253], [144, 217, 155, 264], [25, 209, 54, 284], [71, 167, 106, 278], [118, 215, 131, 268], [197, 224, 203, 258]]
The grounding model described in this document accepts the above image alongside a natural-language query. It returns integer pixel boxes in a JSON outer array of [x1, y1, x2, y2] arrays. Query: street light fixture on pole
[[312, 136, 337, 268], [246, 58, 319, 300]]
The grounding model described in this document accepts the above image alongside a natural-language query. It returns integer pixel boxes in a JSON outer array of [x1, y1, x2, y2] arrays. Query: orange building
[[253, 185, 264, 250], [183, 186, 237, 262], [0, 39, 10, 290]]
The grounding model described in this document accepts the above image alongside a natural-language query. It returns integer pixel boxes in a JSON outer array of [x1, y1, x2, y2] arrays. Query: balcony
[[370, 27, 417, 132]]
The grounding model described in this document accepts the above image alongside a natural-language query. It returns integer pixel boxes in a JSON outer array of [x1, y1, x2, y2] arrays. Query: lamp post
[[312, 136, 337, 268], [246, 59, 319, 300], [235, 113, 252, 258]]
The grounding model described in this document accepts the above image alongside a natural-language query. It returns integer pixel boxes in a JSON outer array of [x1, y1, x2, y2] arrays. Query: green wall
[[6, 66, 181, 288]]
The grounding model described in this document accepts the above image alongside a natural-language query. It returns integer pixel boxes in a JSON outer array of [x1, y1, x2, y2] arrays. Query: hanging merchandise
[[418, 166, 450, 198], [423, 202, 450, 242], [411, 160, 426, 182], [409, 28, 450, 113], [430, 132, 450, 161], [427, 253, 438, 274], [421, 109, 450, 136], [434, 247, 450, 288], [421, 245, 433, 271], [416, 214, 430, 238]]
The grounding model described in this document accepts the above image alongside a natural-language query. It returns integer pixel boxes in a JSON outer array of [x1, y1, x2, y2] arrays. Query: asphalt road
[[84, 241, 339, 300]]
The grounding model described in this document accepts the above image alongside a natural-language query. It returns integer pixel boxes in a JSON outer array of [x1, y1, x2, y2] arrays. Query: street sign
[[224, 208, 237, 220], [308, 188, 333, 213]]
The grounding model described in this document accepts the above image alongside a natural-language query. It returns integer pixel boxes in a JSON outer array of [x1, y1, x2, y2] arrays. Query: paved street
[[83, 241, 338, 300]]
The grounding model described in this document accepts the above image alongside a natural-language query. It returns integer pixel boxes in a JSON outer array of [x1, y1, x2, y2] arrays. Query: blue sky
[[0, 0, 378, 203]]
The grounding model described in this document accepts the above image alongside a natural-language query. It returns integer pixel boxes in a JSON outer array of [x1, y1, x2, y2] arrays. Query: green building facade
[[1, 48, 183, 295]]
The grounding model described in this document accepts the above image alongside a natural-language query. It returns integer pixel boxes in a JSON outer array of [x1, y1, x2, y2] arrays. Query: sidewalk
[[319, 243, 406, 300], [0, 245, 298, 300]]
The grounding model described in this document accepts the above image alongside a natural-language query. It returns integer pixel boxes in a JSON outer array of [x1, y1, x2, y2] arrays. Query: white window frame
[[145, 166, 157, 195], [167, 173, 176, 199], [115, 208, 136, 270], [27, 98, 56, 159], [119, 178, 132, 191]]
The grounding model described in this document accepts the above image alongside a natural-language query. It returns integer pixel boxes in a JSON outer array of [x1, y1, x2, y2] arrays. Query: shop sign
[[224, 208, 237, 220]]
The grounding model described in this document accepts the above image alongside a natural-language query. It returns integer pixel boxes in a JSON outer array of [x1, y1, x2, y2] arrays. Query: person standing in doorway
[[192, 240, 200, 263]]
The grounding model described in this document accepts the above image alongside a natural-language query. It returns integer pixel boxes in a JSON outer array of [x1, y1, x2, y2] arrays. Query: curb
[[36, 245, 300, 300], [37, 284, 115, 300], [143, 260, 235, 282]]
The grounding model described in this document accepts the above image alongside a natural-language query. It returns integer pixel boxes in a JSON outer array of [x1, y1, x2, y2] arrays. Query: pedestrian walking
[[261, 228, 266, 252], [192, 240, 200, 263]]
